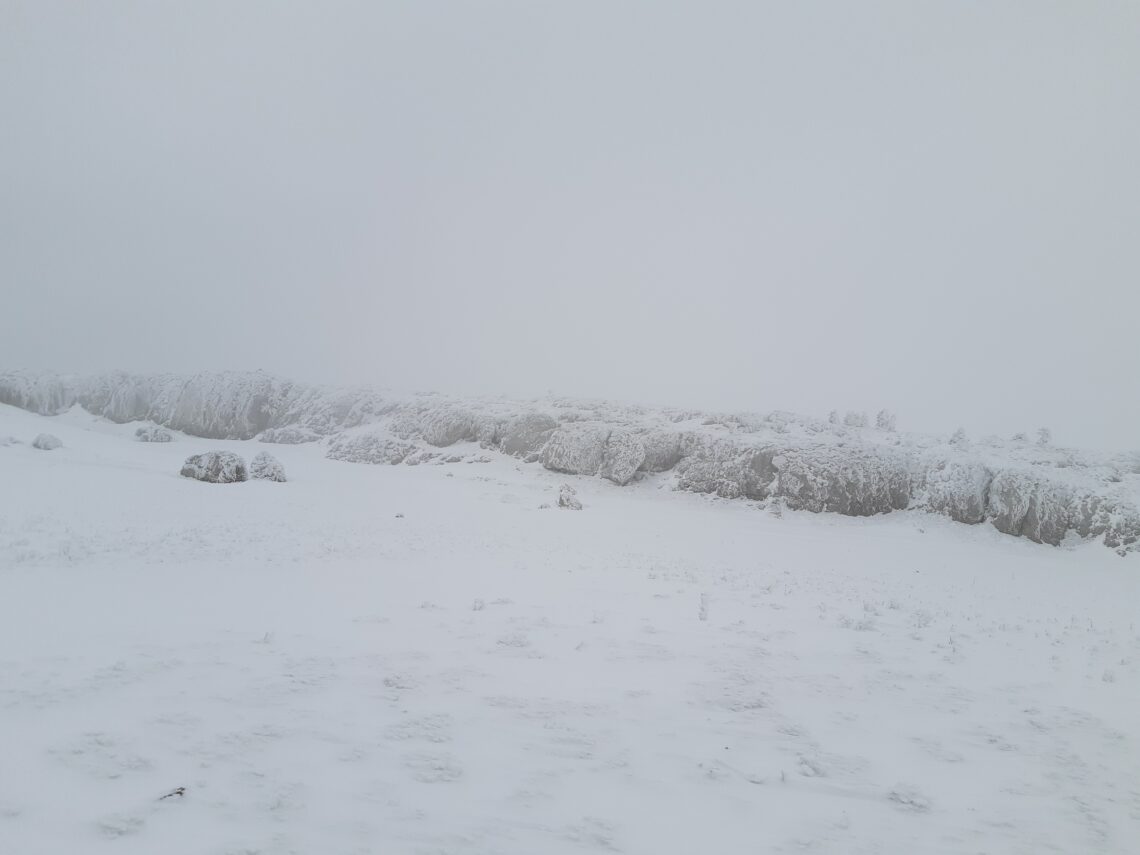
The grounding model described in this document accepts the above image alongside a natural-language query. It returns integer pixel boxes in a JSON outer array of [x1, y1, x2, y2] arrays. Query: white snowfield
[[0, 402, 1138, 855], [1, 369, 1137, 555]]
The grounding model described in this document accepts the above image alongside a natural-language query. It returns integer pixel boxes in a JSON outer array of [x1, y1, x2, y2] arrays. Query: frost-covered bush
[[1036, 427, 1052, 446], [259, 426, 320, 444], [180, 451, 247, 483], [326, 431, 416, 465], [876, 410, 897, 432], [949, 428, 969, 448], [844, 411, 867, 428], [499, 413, 558, 461], [540, 424, 611, 477], [557, 483, 582, 510], [32, 433, 62, 451], [250, 451, 286, 482], [135, 424, 173, 442]]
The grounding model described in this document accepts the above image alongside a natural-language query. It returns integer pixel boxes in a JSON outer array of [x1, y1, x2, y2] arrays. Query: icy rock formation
[[541, 424, 611, 477], [920, 457, 991, 524], [258, 426, 320, 444], [774, 445, 912, 516], [557, 483, 583, 510], [135, 425, 173, 443], [180, 451, 247, 483], [986, 471, 1074, 546], [638, 429, 684, 473], [599, 430, 646, 486], [0, 371, 73, 415], [326, 431, 416, 465], [250, 451, 287, 482], [675, 439, 777, 500], [32, 433, 62, 451], [499, 413, 558, 461]]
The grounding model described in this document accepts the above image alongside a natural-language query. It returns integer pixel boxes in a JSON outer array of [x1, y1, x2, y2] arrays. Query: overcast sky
[[2, 2, 1138, 449]]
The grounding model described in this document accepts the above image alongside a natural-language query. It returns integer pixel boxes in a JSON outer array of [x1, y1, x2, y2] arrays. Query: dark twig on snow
[[158, 787, 186, 801]]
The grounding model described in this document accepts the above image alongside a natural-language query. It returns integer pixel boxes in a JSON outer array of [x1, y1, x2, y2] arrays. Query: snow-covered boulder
[[773, 445, 912, 516], [985, 471, 1071, 546], [326, 431, 416, 465], [32, 433, 63, 451], [135, 424, 173, 443], [557, 483, 583, 510], [0, 371, 75, 415], [599, 429, 647, 486], [541, 424, 611, 477], [420, 406, 479, 447], [638, 429, 684, 473], [250, 451, 286, 482], [180, 451, 247, 483], [675, 439, 777, 500], [259, 426, 320, 444], [920, 457, 991, 524], [499, 413, 558, 461]]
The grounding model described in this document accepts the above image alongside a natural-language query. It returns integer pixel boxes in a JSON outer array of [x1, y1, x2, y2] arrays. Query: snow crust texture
[[179, 451, 248, 483], [4, 369, 1137, 554]]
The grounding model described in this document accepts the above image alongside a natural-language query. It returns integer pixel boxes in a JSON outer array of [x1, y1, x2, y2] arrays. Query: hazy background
[[2, 1, 1138, 449]]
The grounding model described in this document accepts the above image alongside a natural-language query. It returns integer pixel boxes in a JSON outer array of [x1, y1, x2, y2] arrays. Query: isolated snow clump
[[557, 483, 583, 510], [32, 433, 63, 451], [180, 451, 248, 483], [250, 451, 287, 482]]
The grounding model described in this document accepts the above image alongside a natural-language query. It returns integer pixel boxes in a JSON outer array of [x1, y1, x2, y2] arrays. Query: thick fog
[[2, 2, 1138, 449]]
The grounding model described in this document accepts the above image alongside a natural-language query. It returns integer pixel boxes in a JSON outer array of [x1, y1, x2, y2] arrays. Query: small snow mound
[[135, 425, 173, 443], [250, 451, 287, 482], [180, 451, 248, 483], [32, 433, 62, 451], [557, 483, 583, 510]]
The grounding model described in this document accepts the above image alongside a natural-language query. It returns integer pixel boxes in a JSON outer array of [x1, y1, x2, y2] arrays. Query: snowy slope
[[2, 369, 1137, 554], [0, 403, 1138, 854]]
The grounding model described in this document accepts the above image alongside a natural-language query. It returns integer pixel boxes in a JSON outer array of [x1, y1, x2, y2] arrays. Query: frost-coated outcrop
[[557, 483, 583, 510], [499, 413, 558, 461], [250, 451, 287, 482], [540, 424, 611, 477], [135, 424, 173, 443], [919, 456, 991, 524], [2, 368, 1137, 555], [180, 451, 248, 483], [32, 433, 62, 451], [326, 431, 416, 465]]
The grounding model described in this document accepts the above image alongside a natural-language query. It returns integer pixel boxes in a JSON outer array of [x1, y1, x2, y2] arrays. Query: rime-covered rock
[[259, 426, 320, 444], [0, 371, 75, 415], [986, 471, 1072, 546], [599, 430, 646, 486], [774, 445, 912, 516], [135, 424, 173, 443], [250, 451, 286, 482], [180, 451, 247, 483], [541, 424, 611, 477], [557, 483, 582, 510], [32, 433, 63, 451], [326, 431, 416, 465], [638, 429, 684, 473], [921, 457, 991, 524], [675, 439, 777, 500], [499, 413, 558, 460]]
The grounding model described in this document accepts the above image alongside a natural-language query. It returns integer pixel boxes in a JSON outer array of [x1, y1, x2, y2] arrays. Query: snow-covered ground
[[1, 403, 1138, 854]]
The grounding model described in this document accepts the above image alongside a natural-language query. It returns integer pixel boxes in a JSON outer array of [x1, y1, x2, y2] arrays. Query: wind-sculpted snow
[[2, 368, 1137, 555]]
